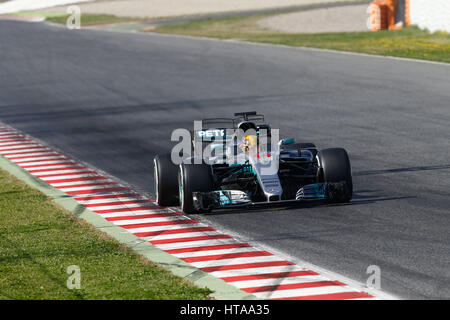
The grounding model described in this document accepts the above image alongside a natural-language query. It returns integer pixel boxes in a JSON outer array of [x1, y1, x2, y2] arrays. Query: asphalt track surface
[[0, 21, 449, 299]]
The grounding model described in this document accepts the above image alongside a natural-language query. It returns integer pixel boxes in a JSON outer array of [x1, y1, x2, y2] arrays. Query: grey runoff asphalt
[[0, 20, 449, 299]]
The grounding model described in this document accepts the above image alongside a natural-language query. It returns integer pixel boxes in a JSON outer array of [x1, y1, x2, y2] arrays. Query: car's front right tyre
[[317, 148, 353, 203], [153, 153, 179, 206]]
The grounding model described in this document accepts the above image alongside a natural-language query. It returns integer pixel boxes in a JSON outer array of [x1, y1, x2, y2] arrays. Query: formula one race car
[[154, 112, 352, 214]]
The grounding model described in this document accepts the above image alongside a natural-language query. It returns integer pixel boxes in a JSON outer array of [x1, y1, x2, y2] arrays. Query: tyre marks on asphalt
[[0, 125, 375, 300]]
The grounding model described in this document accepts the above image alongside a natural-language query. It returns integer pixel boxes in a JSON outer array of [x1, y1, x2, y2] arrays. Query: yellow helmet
[[244, 135, 258, 146]]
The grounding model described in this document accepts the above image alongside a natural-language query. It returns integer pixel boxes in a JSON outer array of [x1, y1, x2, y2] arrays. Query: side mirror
[[279, 138, 295, 146]]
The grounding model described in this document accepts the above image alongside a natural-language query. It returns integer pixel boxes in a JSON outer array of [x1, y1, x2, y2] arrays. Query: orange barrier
[[405, 0, 411, 26], [368, 0, 401, 31], [368, 0, 388, 31], [386, 0, 397, 29]]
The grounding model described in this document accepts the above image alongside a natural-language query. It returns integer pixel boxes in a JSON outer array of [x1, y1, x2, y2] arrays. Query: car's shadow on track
[[348, 189, 416, 206], [353, 164, 450, 176], [202, 189, 416, 216]]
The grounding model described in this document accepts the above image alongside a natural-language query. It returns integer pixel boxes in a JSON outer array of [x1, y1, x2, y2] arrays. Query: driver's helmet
[[237, 121, 257, 153], [242, 134, 258, 152]]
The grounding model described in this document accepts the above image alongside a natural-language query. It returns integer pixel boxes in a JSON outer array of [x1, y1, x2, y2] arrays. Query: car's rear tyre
[[179, 162, 214, 214], [153, 153, 179, 206], [317, 148, 353, 203]]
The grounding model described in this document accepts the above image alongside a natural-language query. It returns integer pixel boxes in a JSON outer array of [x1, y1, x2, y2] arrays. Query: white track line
[[109, 215, 189, 225], [39, 173, 106, 181], [232, 275, 328, 289], [77, 198, 152, 205], [50, 179, 116, 187], [155, 238, 240, 251], [189, 256, 283, 269], [208, 265, 305, 278], [58, 183, 119, 191], [6, 151, 60, 158], [80, 202, 156, 210], [29, 168, 90, 175], [141, 230, 223, 241], [1, 147, 52, 155], [14, 157, 70, 164], [253, 285, 357, 300], [24, 163, 80, 170], [125, 223, 203, 234], [0, 144, 41, 150], [0, 140, 30, 146], [173, 246, 263, 259], [99, 210, 173, 218]]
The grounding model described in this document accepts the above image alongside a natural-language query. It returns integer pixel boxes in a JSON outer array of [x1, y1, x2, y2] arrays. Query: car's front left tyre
[[153, 153, 179, 206]]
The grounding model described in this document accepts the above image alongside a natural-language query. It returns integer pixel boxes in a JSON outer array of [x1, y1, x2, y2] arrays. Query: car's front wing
[[192, 182, 349, 211]]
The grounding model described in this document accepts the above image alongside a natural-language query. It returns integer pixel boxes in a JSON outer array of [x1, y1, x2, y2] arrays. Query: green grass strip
[[154, 14, 450, 63], [0, 168, 211, 300], [46, 14, 142, 26]]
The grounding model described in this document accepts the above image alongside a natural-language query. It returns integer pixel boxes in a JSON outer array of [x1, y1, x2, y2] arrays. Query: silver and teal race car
[[154, 112, 352, 214]]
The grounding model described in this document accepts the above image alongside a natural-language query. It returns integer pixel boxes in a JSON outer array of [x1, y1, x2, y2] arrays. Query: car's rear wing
[[234, 111, 265, 122], [192, 112, 268, 143]]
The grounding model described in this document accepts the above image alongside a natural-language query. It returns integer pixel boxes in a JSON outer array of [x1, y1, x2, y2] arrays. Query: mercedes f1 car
[[154, 112, 352, 214]]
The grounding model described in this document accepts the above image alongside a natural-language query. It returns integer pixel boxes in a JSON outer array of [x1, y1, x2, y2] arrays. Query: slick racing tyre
[[179, 162, 214, 214], [317, 148, 353, 203], [153, 153, 179, 206]]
